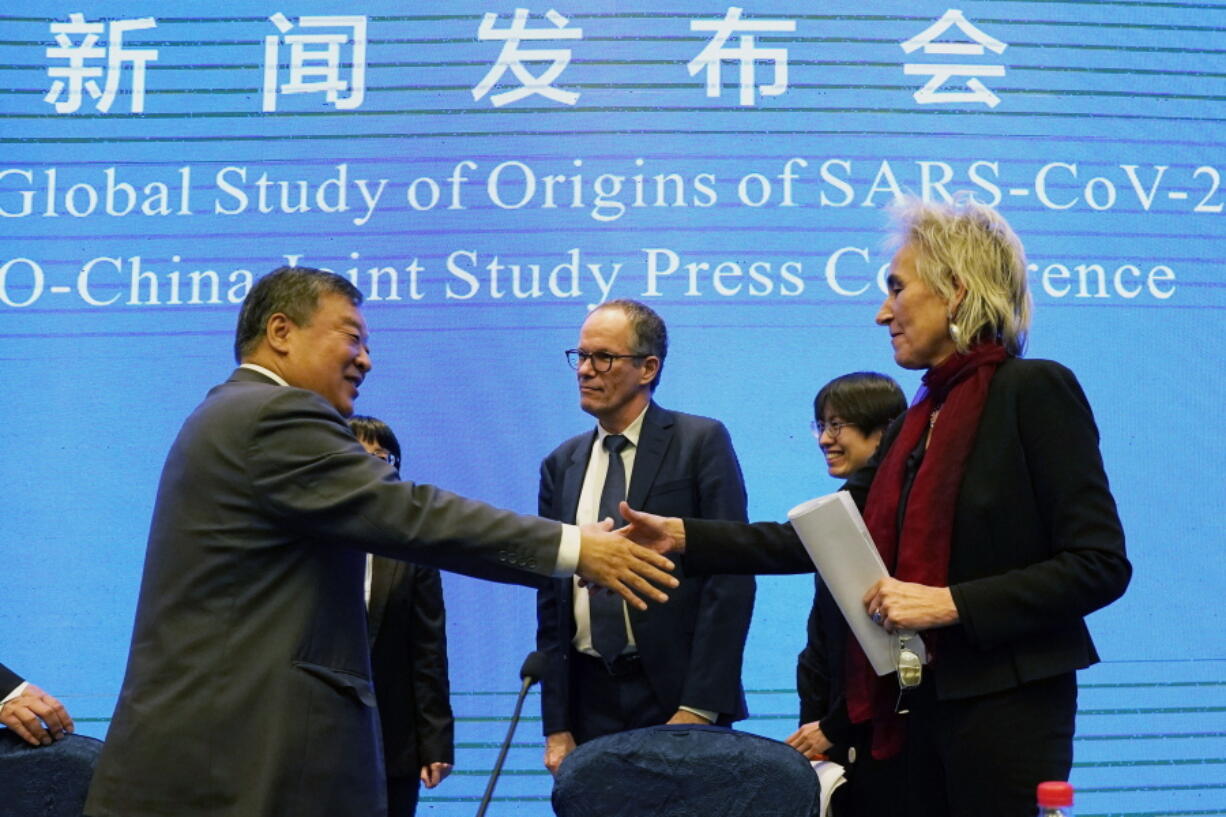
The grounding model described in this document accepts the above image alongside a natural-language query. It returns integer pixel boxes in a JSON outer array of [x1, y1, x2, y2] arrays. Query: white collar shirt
[[571, 404, 649, 655]]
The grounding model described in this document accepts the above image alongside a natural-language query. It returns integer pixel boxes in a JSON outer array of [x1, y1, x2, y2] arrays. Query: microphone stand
[[475, 667, 539, 817]]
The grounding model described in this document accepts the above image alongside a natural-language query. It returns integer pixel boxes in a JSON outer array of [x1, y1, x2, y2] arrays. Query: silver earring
[[947, 312, 962, 344]]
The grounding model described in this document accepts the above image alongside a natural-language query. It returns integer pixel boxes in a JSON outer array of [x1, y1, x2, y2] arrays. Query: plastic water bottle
[[1037, 781, 1074, 817]]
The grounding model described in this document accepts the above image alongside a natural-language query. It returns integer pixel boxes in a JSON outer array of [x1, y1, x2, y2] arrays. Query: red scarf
[[846, 342, 1008, 759]]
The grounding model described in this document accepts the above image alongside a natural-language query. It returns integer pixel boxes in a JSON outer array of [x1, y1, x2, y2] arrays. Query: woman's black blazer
[[684, 358, 1131, 740]]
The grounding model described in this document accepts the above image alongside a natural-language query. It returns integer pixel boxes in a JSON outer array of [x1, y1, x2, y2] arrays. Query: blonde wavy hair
[[887, 196, 1031, 356]]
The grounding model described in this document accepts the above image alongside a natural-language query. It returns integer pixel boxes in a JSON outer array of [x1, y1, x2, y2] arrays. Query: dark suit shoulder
[[985, 357, 1097, 430], [182, 376, 359, 481], [544, 427, 595, 460], [209, 370, 346, 421], [541, 429, 596, 480], [990, 357, 1082, 393], [651, 405, 729, 434]]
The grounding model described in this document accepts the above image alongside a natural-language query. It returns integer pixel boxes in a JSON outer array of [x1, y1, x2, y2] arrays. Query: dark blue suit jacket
[[535, 402, 755, 736], [0, 663, 23, 699]]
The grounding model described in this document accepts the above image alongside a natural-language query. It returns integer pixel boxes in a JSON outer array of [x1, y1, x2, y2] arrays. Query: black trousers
[[568, 651, 673, 745], [840, 672, 1076, 817], [387, 774, 420, 817]]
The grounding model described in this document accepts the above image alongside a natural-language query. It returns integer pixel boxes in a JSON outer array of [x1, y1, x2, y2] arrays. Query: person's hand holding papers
[[862, 577, 959, 633]]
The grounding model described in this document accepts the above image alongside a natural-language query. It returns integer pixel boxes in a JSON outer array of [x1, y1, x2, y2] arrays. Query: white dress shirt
[[568, 405, 716, 723], [1, 681, 27, 704], [570, 405, 649, 656]]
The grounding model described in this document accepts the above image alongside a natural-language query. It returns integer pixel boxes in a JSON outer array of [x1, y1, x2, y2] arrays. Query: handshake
[[574, 502, 687, 610]]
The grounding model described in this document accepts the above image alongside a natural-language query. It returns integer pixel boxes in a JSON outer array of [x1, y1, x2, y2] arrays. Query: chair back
[[0, 731, 104, 817], [552, 724, 820, 817]]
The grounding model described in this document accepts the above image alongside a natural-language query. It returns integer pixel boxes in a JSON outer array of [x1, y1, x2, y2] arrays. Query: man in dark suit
[[536, 299, 755, 774], [350, 415, 454, 817], [0, 662, 74, 746], [83, 267, 676, 817]]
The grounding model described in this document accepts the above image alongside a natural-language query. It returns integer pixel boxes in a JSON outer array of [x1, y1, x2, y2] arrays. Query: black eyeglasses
[[565, 349, 646, 373], [810, 419, 857, 439]]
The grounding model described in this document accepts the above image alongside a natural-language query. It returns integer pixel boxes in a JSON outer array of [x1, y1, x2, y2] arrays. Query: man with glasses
[[536, 299, 756, 775]]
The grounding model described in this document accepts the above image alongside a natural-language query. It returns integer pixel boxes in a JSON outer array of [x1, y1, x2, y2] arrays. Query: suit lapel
[[559, 432, 594, 524], [556, 433, 595, 616], [626, 403, 674, 630], [627, 402, 672, 511], [366, 556, 403, 647]]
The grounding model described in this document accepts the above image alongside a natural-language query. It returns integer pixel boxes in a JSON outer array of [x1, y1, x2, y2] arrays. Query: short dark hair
[[233, 266, 363, 362], [348, 415, 402, 472], [596, 299, 668, 391], [814, 372, 907, 436]]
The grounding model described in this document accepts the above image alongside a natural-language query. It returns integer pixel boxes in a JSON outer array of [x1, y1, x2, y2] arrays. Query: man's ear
[[638, 355, 660, 387], [263, 312, 295, 354]]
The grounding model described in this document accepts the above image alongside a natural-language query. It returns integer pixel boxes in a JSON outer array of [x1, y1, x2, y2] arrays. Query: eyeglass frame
[[565, 348, 649, 373], [810, 418, 858, 439]]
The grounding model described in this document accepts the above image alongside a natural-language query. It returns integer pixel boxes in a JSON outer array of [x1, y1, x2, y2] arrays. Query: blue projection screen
[[2, 2, 1224, 814]]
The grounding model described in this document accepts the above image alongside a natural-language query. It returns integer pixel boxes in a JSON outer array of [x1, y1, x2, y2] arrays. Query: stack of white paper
[[787, 491, 900, 676]]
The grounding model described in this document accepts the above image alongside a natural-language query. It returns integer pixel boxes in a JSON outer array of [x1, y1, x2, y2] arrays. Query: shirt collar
[[596, 403, 649, 449], [239, 362, 289, 387]]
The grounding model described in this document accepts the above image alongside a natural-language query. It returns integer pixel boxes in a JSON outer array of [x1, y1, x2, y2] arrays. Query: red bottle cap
[[1037, 781, 1074, 807]]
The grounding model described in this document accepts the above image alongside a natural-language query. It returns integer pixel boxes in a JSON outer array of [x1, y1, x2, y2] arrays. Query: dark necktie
[[590, 433, 631, 661]]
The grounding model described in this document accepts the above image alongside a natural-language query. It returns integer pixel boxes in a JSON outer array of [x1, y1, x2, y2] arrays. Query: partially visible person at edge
[[0, 662, 74, 747], [787, 373, 906, 810], [620, 197, 1131, 817], [349, 415, 454, 817]]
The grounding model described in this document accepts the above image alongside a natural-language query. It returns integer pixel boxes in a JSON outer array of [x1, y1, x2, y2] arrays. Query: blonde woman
[[623, 197, 1131, 817]]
